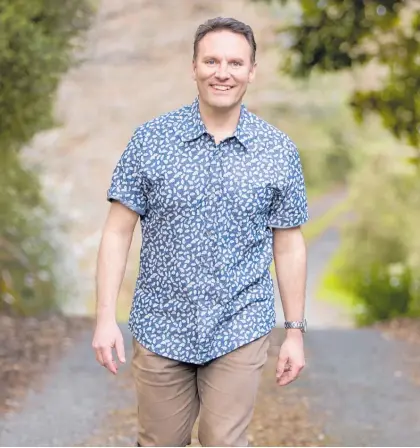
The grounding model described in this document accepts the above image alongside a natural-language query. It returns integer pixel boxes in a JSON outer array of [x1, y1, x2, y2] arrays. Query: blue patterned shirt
[[107, 97, 309, 364]]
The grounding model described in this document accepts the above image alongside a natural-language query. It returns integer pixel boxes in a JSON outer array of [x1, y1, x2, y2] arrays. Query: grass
[[315, 247, 359, 311]]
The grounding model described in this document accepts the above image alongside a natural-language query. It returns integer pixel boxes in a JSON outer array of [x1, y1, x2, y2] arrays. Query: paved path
[[0, 325, 134, 447], [274, 188, 353, 329], [302, 326, 420, 446], [273, 217, 420, 446], [6, 0, 419, 444], [295, 227, 420, 446], [2, 217, 420, 446]]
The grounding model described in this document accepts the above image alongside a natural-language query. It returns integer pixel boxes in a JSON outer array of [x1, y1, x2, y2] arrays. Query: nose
[[215, 61, 230, 80]]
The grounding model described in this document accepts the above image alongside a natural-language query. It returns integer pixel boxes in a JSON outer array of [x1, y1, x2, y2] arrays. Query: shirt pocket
[[225, 181, 272, 218]]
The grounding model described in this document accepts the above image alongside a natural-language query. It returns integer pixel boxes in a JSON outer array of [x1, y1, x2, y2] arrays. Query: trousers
[[131, 333, 271, 447]]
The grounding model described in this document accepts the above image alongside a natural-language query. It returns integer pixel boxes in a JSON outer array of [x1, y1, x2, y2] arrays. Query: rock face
[[22, 0, 283, 315]]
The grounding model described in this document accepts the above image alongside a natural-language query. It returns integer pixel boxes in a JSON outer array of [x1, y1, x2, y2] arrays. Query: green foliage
[[252, 0, 420, 152], [0, 0, 94, 150], [321, 154, 420, 325], [299, 126, 354, 190], [252, 0, 420, 324], [0, 151, 58, 315], [263, 75, 359, 193], [0, 0, 94, 315]]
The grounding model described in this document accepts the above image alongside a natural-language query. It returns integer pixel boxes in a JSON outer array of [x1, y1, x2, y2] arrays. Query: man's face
[[192, 30, 256, 111]]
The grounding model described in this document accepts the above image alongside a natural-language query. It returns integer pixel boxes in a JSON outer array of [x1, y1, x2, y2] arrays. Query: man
[[92, 16, 309, 447]]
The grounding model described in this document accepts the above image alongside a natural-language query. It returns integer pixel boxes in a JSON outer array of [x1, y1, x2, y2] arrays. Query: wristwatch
[[284, 318, 307, 333]]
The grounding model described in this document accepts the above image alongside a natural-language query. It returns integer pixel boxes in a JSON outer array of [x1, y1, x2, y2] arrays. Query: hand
[[276, 332, 305, 386], [92, 319, 126, 375]]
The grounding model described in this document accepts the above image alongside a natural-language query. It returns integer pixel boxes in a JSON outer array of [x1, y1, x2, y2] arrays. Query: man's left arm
[[273, 225, 307, 386]]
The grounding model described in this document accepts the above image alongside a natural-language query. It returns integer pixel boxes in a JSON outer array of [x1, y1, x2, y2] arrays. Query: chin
[[208, 96, 238, 110]]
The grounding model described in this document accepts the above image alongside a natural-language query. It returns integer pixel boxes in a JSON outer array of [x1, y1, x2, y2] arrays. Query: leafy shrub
[[0, 152, 58, 314], [0, 0, 94, 148], [299, 130, 354, 192], [329, 153, 420, 325], [0, 1, 94, 315]]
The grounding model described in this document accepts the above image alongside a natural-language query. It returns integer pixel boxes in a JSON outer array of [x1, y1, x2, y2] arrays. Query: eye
[[205, 59, 216, 65], [231, 61, 242, 67]]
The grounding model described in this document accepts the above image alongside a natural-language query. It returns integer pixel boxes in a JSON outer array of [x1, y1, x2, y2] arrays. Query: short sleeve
[[268, 141, 309, 228], [107, 129, 148, 217]]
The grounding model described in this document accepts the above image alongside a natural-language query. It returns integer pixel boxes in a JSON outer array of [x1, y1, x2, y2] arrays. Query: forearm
[[95, 229, 133, 323], [273, 229, 307, 326]]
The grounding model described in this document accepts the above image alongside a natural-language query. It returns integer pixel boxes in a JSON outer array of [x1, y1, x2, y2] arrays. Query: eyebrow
[[202, 55, 245, 63]]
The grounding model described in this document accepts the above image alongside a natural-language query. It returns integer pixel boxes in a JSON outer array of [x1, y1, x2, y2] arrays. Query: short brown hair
[[193, 17, 257, 63]]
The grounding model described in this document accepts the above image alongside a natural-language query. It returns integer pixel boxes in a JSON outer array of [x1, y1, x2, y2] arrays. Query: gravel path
[[274, 188, 352, 329], [302, 326, 420, 446], [3, 220, 420, 446], [0, 189, 345, 447], [0, 325, 135, 447], [294, 227, 420, 446], [6, 0, 420, 444]]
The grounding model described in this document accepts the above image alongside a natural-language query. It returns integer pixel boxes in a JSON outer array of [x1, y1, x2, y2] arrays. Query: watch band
[[284, 318, 307, 333]]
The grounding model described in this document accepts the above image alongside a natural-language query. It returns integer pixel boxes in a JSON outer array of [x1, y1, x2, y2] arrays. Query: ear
[[248, 62, 257, 84], [191, 60, 197, 81]]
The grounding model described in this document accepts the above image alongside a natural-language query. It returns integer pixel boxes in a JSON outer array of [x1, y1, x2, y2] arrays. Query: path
[[2, 196, 420, 446], [302, 322, 420, 446], [274, 187, 353, 329], [5, 0, 420, 445], [0, 325, 134, 447], [297, 227, 420, 446]]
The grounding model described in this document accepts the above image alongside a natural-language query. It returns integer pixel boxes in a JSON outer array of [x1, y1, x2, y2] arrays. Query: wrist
[[284, 318, 307, 334], [96, 307, 116, 325], [285, 328, 304, 338]]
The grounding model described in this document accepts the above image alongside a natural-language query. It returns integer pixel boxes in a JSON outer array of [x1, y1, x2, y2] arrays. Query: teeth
[[212, 85, 231, 91]]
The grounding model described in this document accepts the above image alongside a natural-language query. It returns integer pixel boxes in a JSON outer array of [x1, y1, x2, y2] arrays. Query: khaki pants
[[131, 333, 271, 447]]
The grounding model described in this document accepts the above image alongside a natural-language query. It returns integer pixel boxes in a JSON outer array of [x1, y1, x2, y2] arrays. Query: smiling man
[[93, 17, 309, 447]]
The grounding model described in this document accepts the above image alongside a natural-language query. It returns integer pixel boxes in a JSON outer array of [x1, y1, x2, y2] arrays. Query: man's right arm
[[92, 201, 139, 374]]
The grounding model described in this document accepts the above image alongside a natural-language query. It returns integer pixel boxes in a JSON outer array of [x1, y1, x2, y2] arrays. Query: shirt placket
[[197, 138, 225, 361]]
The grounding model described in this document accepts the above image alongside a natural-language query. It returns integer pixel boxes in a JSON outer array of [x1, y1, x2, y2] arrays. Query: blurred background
[[1, 0, 419, 446]]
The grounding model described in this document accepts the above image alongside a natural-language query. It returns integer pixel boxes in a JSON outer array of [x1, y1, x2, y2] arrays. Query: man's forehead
[[197, 31, 252, 56], [200, 30, 249, 45]]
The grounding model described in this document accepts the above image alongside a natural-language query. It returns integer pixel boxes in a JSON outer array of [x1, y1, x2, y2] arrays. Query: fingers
[[115, 336, 126, 364], [277, 366, 298, 386], [102, 346, 118, 375], [277, 361, 305, 386], [93, 343, 117, 375], [95, 349, 105, 367], [276, 356, 287, 381], [92, 324, 125, 375]]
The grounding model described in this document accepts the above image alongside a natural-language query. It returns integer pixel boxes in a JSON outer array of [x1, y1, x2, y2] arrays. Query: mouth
[[210, 84, 234, 92]]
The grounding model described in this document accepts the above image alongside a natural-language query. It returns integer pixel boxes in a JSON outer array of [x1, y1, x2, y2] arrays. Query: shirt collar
[[180, 97, 256, 151]]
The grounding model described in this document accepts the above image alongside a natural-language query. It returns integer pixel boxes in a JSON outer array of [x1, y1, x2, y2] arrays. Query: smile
[[210, 85, 233, 91]]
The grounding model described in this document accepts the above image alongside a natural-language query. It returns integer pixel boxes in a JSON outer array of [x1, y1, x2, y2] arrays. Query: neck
[[198, 98, 241, 141]]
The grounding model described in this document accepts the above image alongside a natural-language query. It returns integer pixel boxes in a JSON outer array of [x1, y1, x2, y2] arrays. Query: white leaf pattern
[[106, 97, 309, 365]]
